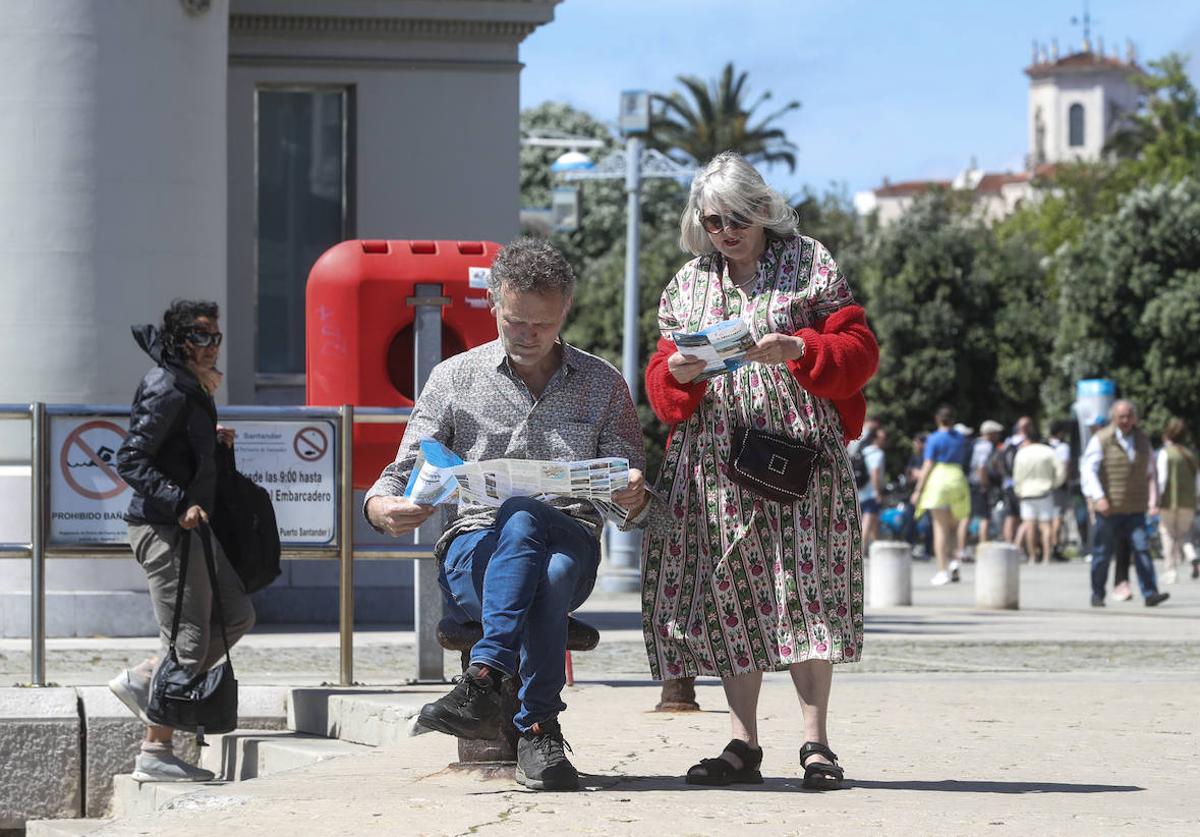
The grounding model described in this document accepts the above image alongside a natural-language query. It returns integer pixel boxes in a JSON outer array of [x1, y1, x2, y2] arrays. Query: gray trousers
[[129, 522, 256, 674]]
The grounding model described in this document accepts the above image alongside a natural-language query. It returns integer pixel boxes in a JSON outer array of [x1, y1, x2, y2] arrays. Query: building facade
[[856, 39, 1143, 225], [0, 0, 561, 634]]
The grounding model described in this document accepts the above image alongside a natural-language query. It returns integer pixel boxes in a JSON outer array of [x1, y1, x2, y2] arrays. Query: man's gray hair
[[488, 236, 575, 298], [679, 151, 799, 255], [1110, 399, 1138, 419]]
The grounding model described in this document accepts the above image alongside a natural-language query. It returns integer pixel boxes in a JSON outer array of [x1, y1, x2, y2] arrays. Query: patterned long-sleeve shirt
[[364, 339, 646, 559]]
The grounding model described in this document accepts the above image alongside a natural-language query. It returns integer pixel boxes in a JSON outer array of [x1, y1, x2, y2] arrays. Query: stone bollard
[[975, 542, 1021, 609], [656, 676, 700, 712], [869, 540, 913, 607]]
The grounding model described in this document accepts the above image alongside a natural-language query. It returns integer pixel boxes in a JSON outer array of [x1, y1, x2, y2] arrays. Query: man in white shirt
[[1079, 400, 1168, 607]]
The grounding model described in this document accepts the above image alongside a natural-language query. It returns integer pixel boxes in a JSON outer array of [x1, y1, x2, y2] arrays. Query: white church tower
[[1025, 34, 1142, 166]]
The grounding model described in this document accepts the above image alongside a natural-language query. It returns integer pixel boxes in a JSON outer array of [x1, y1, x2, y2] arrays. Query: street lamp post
[[563, 92, 693, 593]]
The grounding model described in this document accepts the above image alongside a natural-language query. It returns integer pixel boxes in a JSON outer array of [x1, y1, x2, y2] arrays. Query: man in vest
[[1080, 400, 1169, 607]]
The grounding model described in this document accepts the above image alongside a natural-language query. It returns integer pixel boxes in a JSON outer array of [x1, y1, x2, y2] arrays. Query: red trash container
[[306, 239, 501, 488]]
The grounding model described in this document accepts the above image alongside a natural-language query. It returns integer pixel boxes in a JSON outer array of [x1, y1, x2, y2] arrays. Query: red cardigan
[[644, 304, 879, 443]]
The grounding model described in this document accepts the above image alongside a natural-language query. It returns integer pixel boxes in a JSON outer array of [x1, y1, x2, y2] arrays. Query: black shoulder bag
[[727, 426, 821, 504], [146, 523, 238, 744]]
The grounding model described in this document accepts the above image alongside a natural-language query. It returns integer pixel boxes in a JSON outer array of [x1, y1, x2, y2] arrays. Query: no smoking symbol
[[293, 426, 329, 462], [61, 420, 129, 500]]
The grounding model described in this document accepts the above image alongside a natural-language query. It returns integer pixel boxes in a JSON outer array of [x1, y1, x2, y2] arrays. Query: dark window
[[1068, 103, 1085, 148], [255, 88, 352, 375]]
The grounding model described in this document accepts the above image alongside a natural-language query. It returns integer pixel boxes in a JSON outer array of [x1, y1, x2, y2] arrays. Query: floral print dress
[[642, 235, 864, 680]]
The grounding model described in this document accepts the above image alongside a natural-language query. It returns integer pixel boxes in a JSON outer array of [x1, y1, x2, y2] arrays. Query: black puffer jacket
[[117, 325, 224, 526]]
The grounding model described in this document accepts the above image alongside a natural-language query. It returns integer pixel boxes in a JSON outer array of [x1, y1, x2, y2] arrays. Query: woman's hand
[[178, 504, 208, 530], [744, 333, 805, 365], [216, 425, 236, 448], [667, 351, 708, 384]]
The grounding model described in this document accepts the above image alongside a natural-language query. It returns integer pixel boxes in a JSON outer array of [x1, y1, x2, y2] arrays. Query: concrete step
[[109, 774, 215, 819], [200, 729, 370, 780], [25, 820, 114, 836], [288, 687, 432, 745]]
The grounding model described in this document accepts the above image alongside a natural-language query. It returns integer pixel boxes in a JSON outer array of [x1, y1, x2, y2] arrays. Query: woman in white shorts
[[1012, 425, 1067, 564]]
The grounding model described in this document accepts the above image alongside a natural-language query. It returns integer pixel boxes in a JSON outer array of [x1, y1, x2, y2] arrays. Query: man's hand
[[367, 495, 436, 537], [216, 425, 236, 448], [178, 504, 208, 530], [744, 333, 804, 365], [612, 468, 649, 515], [667, 351, 708, 384], [1094, 497, 1111, 517]]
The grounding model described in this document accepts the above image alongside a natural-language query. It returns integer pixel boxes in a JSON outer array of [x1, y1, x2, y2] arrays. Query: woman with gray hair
[[642, 152, 878, 789]]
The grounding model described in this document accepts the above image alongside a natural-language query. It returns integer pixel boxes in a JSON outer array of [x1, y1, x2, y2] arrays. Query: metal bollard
[[869, 540, 913, 607], [975, 542, 1021, 609]]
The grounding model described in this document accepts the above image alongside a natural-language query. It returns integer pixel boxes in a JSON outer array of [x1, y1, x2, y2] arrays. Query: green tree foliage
[[984, 226, 1054, 414], [520, 102, 688, 273], [649, 62, 800, 171], [520, 101, 691, 475], [563, 224, 686, 479], [520, 102, 614, 211], [858, 190, 1002, 443], [1049, 178, 1200, 431], [1106, 54, 1200, 183]]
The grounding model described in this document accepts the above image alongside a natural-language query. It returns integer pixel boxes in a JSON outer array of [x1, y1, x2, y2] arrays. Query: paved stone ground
[[4, 560, 1198, 686], [64, 672, 1200, 837], [11, 559, 1200, 835]]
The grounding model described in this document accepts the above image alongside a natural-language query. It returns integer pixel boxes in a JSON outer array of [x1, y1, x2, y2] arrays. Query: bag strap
[[198, 522, 234, 666], [166, 522, 233, 666], [167, 526, 190, 650]]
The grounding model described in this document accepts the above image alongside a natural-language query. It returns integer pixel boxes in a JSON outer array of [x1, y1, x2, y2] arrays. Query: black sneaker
[[516, 719, 579, 791], [1145, 591, 1169, 607], [417, 664, 502, 739], [1090, 595, 1105, 607]]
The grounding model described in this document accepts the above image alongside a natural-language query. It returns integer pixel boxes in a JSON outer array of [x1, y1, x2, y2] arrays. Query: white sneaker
[[948, 560, 961, 582], [109, 668, 153, 725], [132, 751, 215, 783], [930, 571, 951, 586], [1163, 568, 1178, 585]]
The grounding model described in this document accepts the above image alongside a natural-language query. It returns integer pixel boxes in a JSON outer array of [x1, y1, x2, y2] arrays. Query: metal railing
[[0, 402, 436, 688]]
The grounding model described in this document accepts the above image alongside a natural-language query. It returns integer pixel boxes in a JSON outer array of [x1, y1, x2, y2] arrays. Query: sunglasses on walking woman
[[699, 211, 752, 234], [185, 330, 223, 348]]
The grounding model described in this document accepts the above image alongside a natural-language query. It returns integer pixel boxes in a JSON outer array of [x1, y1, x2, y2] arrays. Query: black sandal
[[685, 739, 764, 786], [799, 741, 844, 790]]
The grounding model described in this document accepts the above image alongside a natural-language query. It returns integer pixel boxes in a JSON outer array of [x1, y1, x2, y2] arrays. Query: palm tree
[[649, 62, 801, 172]]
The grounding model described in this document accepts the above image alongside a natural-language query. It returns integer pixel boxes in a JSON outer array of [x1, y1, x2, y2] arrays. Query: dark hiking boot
[[417, 664, 502, 739], [516, 718, 579, 791]]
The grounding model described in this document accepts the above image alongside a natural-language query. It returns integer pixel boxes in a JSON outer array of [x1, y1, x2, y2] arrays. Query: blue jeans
[[1091, 512, 1159, 600], [438, 497, 600, 731]]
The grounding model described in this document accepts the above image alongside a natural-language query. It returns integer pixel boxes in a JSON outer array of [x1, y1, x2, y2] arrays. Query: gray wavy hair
[[488, 236, 575, 298], [679, 151, 799, 255]]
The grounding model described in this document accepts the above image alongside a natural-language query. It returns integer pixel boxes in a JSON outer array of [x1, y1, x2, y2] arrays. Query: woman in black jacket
[[110, 299, 255, 782]]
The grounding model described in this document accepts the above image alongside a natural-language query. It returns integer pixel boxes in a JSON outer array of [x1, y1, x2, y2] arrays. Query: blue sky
[[520, 0, 1200, 199]]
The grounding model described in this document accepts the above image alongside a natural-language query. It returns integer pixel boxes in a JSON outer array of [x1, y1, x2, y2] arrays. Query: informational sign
[[48, 415, 339, 548], [228, 420, 338, 546], [50, 417, 133, 544]]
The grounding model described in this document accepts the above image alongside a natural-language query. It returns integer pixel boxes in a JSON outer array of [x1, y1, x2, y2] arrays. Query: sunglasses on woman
[[185, 330, 223, 348], [698, 211, 752, 234]]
